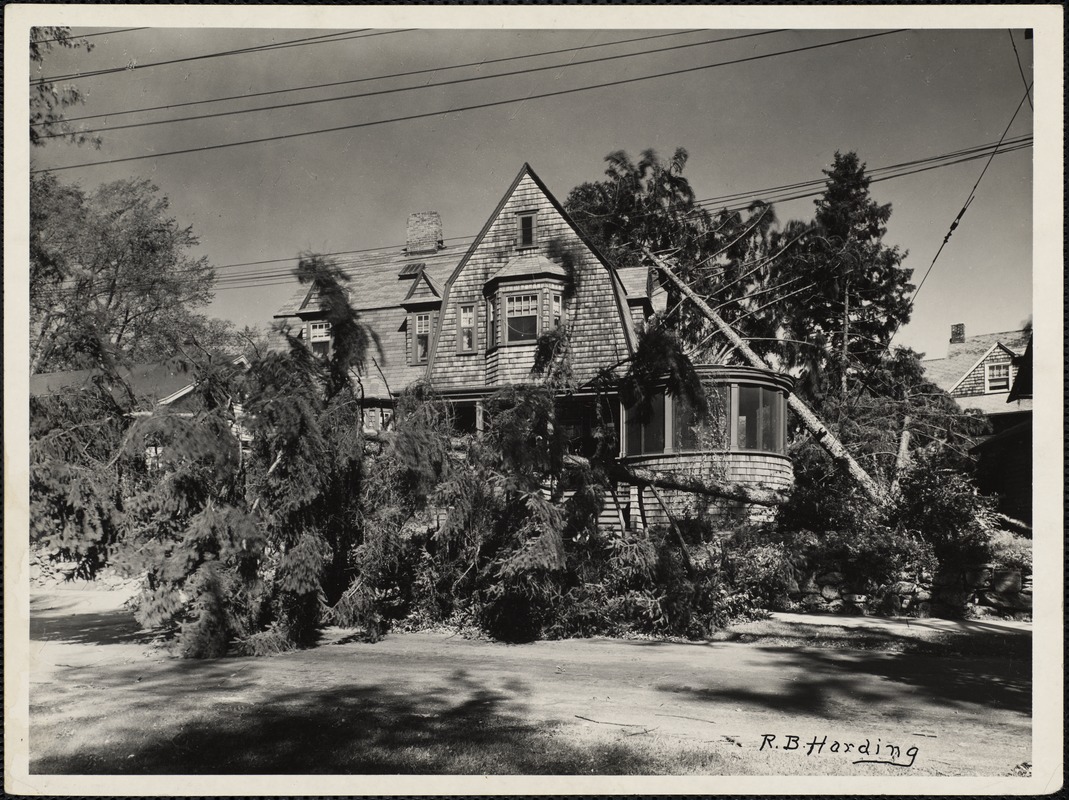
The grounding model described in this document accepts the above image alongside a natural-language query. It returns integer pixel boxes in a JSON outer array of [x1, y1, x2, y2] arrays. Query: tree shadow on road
[[31, 609, 159, 646], [656, 644, 1031, 719], [31, 661, 675, 775]]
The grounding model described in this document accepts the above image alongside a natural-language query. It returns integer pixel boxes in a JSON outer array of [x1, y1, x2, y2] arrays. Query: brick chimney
[[950, 323, 965, 344], [406, 212, 443, 255]]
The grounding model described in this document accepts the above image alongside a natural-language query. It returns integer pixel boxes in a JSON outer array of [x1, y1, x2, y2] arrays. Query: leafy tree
[[30, 26, 101, 148], [30, 175, 219, 373]]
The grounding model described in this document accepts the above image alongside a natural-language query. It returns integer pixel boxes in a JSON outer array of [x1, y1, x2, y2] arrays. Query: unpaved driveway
[[29, 589, 1030, 776]]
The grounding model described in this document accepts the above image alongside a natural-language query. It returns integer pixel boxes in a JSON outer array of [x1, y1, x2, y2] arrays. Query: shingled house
[[923, 324, 1033, 524], [274, 164, 793, 529]]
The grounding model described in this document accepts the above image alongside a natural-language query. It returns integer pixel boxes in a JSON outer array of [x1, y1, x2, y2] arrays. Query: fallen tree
[[645, 248, 889, 508]]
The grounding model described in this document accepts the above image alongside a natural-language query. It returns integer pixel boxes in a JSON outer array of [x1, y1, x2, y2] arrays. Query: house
[[30, 355, 252, 467], [274, 164, 794, 530], [923, 324, 1033, 525]]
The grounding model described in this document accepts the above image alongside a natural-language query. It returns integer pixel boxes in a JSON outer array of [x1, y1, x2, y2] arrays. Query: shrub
[[987, 529, 1032, 571]]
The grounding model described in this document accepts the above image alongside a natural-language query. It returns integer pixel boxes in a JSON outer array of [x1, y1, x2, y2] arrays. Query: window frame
[[309, 320, 332, 358], [457, 302, 476, 353], [515, 210, 539, 249], [413, 312, 431, 364], [551, 292, 563, 328], [504, 291, 541, 344], [487, 297, 498, 348], [985, 361, 1012, 393]]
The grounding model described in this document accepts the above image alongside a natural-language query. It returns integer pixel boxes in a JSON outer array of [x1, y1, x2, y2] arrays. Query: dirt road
[[28, 589, 1030, 776]]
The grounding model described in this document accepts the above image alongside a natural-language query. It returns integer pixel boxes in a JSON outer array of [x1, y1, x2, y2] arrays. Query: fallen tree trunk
[[646, 249, 888, 507]]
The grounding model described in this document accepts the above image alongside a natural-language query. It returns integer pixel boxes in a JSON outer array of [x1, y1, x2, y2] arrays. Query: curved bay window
[[623, 367, 790, 457]]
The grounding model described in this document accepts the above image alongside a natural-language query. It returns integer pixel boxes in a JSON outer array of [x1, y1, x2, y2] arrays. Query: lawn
[[28, 589, 1032, 777]]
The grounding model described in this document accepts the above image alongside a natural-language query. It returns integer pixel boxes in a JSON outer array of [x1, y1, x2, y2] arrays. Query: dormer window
[[986, 361, 1011, 392], [506, 293, 539, 342], [309, 321, 332, 358], [516, 211, 538, 248]]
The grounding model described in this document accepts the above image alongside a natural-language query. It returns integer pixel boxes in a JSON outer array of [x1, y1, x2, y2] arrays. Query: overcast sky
[[27, 12, 1042, 360]]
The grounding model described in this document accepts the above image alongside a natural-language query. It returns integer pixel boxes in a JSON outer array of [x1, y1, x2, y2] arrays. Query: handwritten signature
[[760, 734, 919, 768]]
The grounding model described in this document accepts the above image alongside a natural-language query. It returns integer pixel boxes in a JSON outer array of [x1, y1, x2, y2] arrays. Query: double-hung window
[[309, 321, 332, 358], [506, 294, 539, 343], [516, 211, 538, 248], [986, 361, 1011, 392], [414, 313, 430, 363], [551, 293, 563, 328], [458, 303, 475, 352]]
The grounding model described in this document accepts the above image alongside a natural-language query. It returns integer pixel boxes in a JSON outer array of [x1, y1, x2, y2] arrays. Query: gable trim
[[948, 341, 1018, 393]]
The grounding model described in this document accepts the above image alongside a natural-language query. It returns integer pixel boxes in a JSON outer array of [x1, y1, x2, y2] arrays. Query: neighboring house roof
[[30, 355, 249, 407], [922, 327, 1032, 416], [923, 328, 1031, 392]]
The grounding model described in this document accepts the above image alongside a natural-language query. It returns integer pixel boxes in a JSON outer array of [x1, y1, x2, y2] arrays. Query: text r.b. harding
[[760, 733, 920, 768]]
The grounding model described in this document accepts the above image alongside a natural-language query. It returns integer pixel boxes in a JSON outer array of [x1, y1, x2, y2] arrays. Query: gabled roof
[[274, 244, 466, 318], [425, 163, 638, 377], [923, 328, 1031, 393], [30, 355, 249, 406], [401, 267, 443, 303]]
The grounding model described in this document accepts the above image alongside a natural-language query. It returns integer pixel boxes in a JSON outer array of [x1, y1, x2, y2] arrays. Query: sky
[[24, 9, 1046, 361]]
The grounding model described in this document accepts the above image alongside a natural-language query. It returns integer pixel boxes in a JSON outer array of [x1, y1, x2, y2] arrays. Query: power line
[[1007, 30, 1034, 112], [32, 29, 908, 174], [45, 30, 714, 127], [34, 134, 1030, 299], [33, 27, 150, 45], [31, 29, 409, 85], [41, 30, 786, 139], [891, 80, 1033, 341]]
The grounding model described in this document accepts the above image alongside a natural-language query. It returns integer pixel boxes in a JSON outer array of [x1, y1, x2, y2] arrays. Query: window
[[625, 392, 666, 455], [737, 386, 783, 453], [458, 303, 475, 352], [517, 212, 538, 247], [309, 321, 331, 358], [552, 293, 562, 328], [986, 361, 1011, 392], [506, 293, 539, 342], [673, 385, 727, 451], [487, 299, 498, 347], [414, 313, 430, 363]]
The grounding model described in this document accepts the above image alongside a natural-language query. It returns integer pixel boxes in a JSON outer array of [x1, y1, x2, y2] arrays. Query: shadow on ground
[[657, 643, 1031, 719], [32, 663, 685, 775], [31, 609, 159, 647]]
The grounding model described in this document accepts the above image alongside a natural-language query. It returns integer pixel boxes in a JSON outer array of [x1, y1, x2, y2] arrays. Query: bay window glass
[[737, 386, 783, 452], [552, 293, 562, 328], [625, 392, 665, 455], [487, 299, 497, 347], [506, 293, 539, 342]]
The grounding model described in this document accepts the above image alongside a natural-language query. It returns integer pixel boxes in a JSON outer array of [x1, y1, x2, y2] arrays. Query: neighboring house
[[274, 164, 794, 530], [30, 355, 252, 467], [923, 324, 1033, 525]]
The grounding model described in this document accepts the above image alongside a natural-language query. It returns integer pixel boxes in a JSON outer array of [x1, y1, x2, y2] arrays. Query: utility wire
[[889, 80, 1033, 344], [45, 29, 715, 127], [31, 29, 405, 84], [1007, 30, 1034, 112], [33, 27, 149, 44], [34, 134, 1030, 300], [33, 29, 907, 175], [41, 30, 785, 139]]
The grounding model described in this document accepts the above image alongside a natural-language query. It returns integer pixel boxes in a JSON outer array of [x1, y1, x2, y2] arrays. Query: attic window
[[516, 211, 538, 248], [986, 361, 1011, 393], [399, 262, 424, 278]]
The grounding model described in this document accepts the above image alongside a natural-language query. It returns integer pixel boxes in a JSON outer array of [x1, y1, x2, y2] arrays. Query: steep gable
[[427, 164, 636, 390]]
